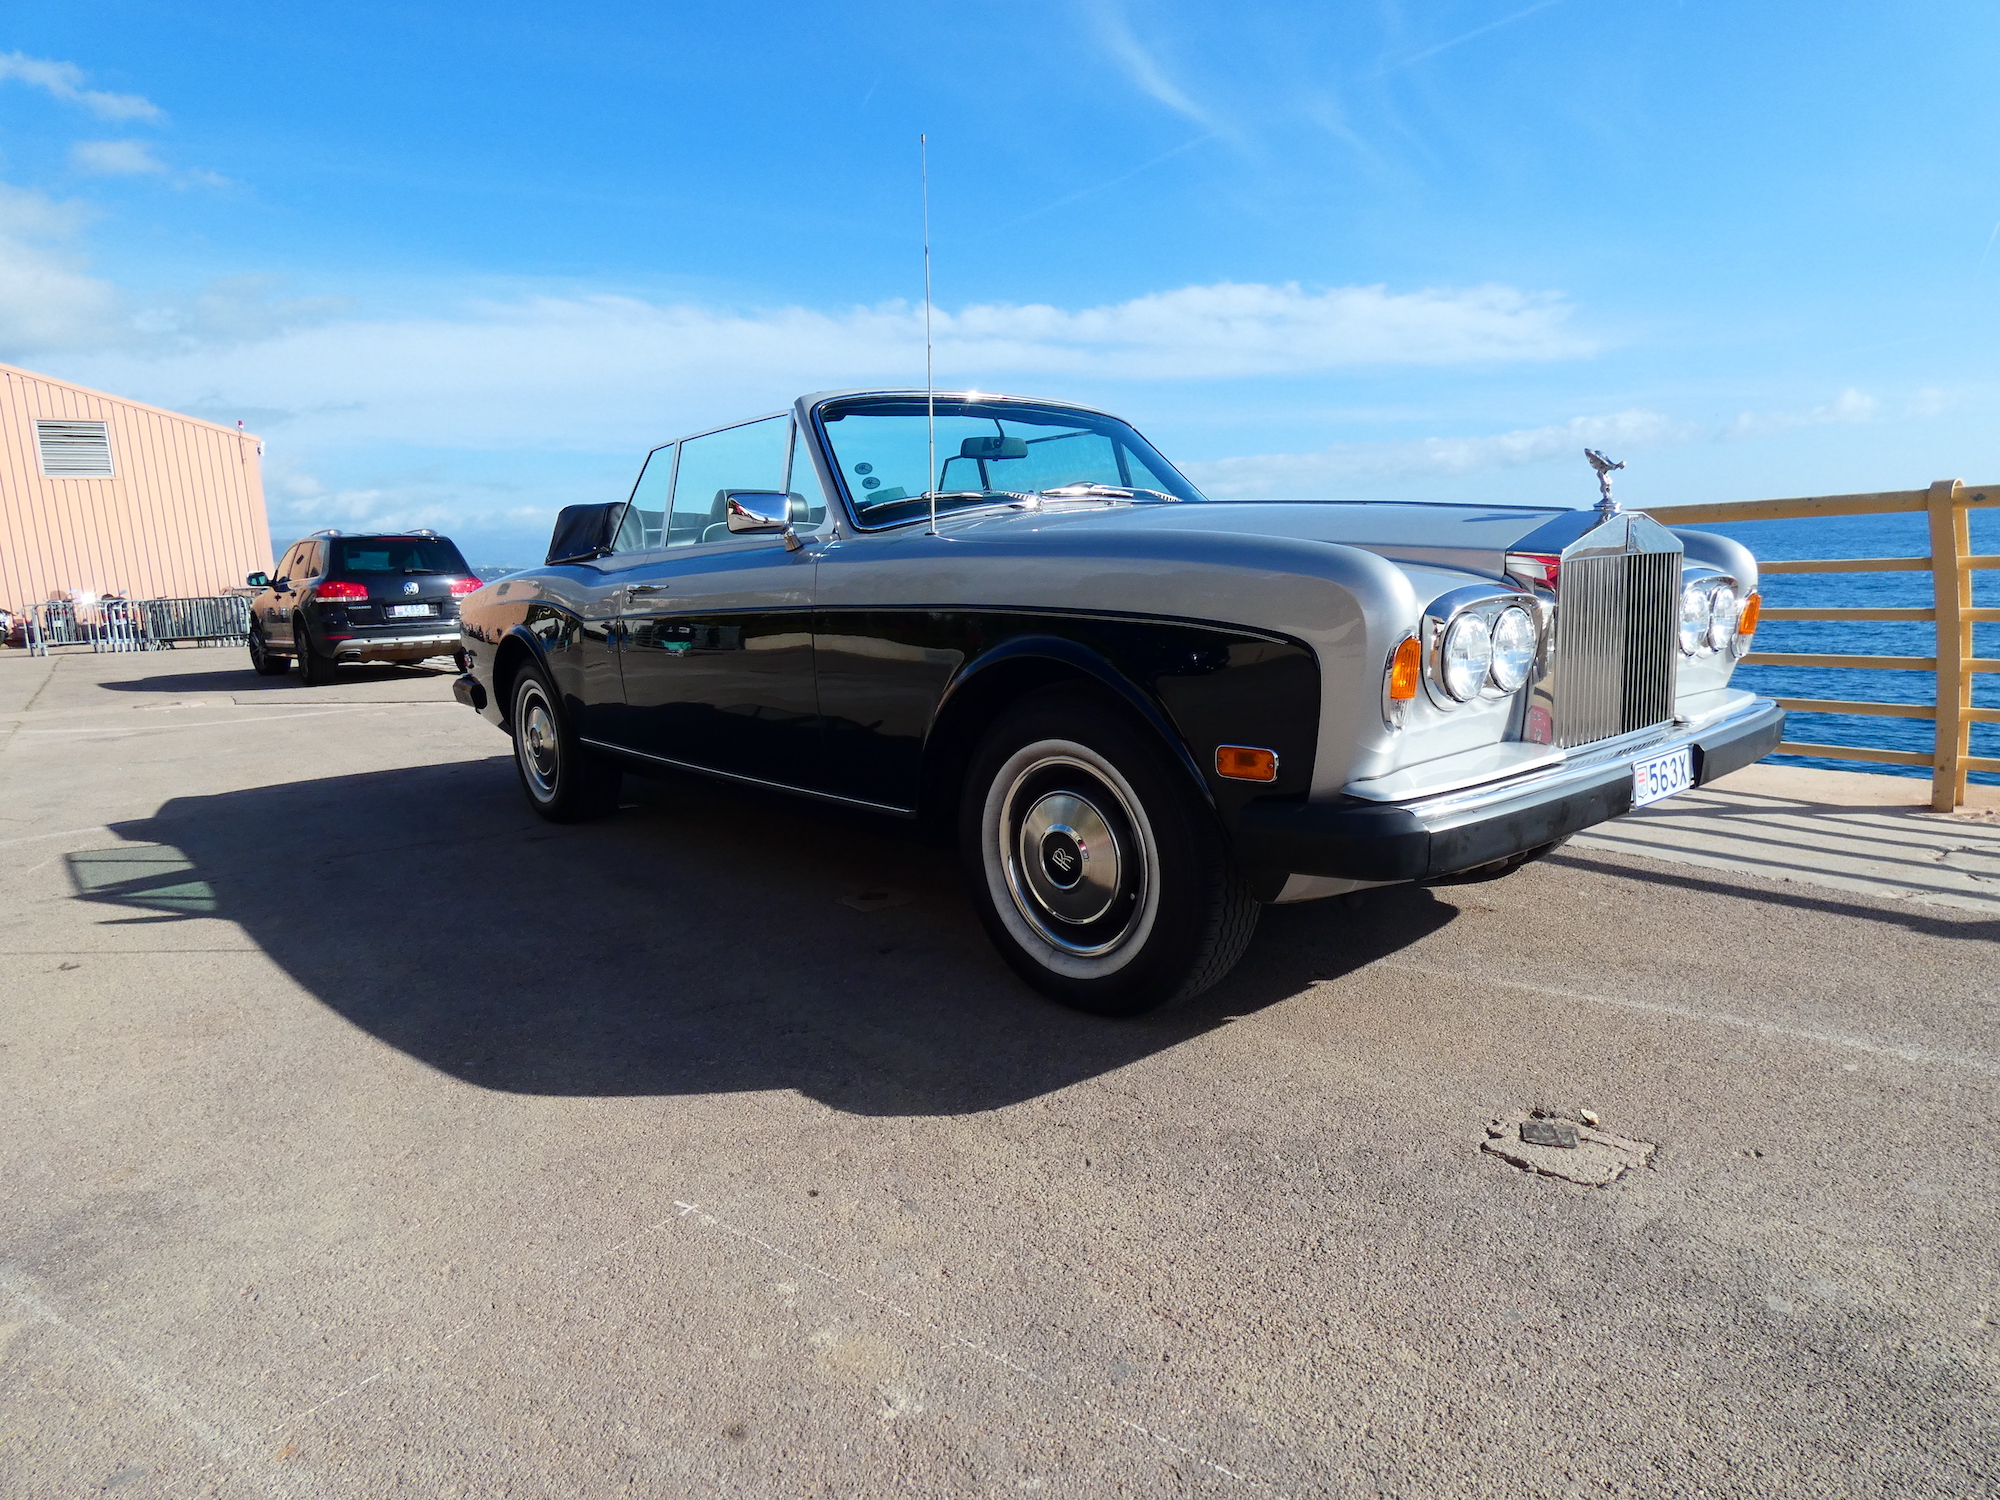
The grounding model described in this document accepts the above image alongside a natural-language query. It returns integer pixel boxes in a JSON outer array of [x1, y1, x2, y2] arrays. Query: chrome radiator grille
[[1552, 551, 1679, 748]]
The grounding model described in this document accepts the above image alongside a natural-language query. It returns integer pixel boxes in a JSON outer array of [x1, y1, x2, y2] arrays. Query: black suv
[[245, 530, 477, 684]]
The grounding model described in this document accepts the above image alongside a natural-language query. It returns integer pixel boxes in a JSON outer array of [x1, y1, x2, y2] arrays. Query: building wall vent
[[36, 420, 115, 479]]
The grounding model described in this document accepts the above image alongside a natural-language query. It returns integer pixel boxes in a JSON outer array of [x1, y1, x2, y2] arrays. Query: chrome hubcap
[[518, 692, 559, 798], [1018, 792, 1121, 925], [999, 753, 1147, 958]]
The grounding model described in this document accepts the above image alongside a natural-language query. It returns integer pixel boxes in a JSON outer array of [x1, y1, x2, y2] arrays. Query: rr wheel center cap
[[1018, 792, 1121, 925], [1039, 828, 1086, 889]]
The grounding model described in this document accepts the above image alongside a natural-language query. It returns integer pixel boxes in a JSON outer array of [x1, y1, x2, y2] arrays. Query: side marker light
[[1388, 635, 1421, 701], [1215, 745, 1279, 782], [1736, 592, 1761, 636]]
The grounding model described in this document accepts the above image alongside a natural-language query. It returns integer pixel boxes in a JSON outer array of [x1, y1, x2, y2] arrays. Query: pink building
[[0, 360, 270, 612]]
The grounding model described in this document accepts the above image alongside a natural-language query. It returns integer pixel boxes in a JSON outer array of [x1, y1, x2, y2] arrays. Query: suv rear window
[[333, 537, 470, 576]]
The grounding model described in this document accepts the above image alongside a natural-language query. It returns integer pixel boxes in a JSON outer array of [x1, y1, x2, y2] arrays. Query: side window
[[300, 542, 324, 578], [277, 545, 303, 581], [668, 415, 789, 546], [614, 444, 673, 553], [785, 422, 829, 529]]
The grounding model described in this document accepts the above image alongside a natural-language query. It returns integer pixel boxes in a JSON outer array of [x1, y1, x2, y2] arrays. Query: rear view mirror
[[959, 435, 1028, 460], [245, 571, 269, 588], [547, 502, 624, 564]]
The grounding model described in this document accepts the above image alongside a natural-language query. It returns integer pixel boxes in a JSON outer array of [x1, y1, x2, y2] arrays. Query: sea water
[[1707, 509, 2000, 787]]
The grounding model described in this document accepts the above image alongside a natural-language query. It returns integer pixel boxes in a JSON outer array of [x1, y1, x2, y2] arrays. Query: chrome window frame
[[804, 391, 1204, 533]]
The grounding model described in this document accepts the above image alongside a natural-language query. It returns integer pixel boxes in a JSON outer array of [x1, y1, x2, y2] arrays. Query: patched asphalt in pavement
[[2, 648, 1996, 1498]]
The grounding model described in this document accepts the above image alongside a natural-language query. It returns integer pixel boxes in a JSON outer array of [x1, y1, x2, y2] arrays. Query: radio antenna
[[922, 132, 937, 537]]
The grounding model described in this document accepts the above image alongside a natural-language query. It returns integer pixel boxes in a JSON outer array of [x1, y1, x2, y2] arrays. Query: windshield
[[816, 397, 1206, 527], [333, 537, 470, 575]]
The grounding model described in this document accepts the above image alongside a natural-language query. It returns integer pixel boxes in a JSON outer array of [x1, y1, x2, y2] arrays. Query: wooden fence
[[1647, 480, 1999, 811]]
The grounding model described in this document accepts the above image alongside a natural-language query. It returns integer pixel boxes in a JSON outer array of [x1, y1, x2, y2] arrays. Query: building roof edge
[[0, 360, 264, 444]]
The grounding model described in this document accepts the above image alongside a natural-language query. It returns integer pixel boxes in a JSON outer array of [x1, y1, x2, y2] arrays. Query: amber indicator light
[[1215, 745, 1279, 782], [1737, 592, 1761, 636], [1388, 635, 1422, 700]]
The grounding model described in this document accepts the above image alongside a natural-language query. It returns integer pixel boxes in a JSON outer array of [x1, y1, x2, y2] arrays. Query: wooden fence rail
[[1648, 479, 1998, 810]]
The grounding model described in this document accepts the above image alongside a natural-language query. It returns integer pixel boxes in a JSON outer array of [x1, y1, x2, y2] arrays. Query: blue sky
[[4, 1, 1999, 562]]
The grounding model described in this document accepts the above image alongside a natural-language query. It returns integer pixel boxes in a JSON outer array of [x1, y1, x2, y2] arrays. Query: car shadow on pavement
[[92, 662, 459, 695], [80, 759, 1457, 1116]]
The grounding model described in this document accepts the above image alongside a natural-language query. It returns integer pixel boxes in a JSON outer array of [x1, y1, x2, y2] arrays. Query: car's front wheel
[[247, 627, 287, 676], [960, 690, 1259, 1016], [510, 664, 619, 822]]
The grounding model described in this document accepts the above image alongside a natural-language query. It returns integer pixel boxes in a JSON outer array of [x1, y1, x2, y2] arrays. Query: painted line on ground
[[0, 1264, 334, 1500], [1384, 960, 2000, 1076]]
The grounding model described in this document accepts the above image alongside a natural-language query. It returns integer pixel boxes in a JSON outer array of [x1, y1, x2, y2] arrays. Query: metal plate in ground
[[1483, 1110, 1655, 1186]]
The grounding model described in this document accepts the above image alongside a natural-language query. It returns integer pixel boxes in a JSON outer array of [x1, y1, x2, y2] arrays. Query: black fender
[[917, 619, 1319, 841], [926, 631, 1214, 818]]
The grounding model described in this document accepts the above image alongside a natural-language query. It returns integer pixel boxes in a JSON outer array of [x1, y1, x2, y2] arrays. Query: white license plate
[[1632, 746, 1694, 808], [386, 604, 434, 618]]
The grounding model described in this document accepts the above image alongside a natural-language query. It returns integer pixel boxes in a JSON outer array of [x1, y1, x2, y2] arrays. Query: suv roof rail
[[406, 528, 438, 537], [309, 528, 342, 538]]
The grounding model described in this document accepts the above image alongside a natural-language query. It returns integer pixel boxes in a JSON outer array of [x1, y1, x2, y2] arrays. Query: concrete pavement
[[1, 646, 1995, 1498]]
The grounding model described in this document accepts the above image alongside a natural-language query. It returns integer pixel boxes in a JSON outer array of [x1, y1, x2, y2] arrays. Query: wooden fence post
[[1927, 478, 1968, 811]]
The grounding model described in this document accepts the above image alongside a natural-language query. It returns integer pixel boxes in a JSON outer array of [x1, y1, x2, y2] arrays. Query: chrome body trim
[[577, 737, 913, 816]]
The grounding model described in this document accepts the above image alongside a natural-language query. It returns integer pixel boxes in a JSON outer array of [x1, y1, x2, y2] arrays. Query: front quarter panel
[[457, 566, 624, 731]]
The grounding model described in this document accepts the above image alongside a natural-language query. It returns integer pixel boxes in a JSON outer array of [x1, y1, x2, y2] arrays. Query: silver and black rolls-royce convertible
[[453, 390, 1781, 1014]]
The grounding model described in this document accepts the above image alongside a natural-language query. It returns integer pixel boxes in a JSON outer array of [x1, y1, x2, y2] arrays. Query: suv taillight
[[316, 580, 368, 601], [448, 577, 480, 596]]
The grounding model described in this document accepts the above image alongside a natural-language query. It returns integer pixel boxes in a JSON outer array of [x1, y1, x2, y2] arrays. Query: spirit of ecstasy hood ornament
[[1584, 448, 1625, 520]]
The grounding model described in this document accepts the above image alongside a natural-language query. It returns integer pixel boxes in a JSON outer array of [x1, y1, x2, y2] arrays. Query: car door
[[610, 413, 825, 786], [265, 543, 307, 647]]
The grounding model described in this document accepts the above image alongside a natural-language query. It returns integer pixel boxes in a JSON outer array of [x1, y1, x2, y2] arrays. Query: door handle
[[627, 583, 669, 596]]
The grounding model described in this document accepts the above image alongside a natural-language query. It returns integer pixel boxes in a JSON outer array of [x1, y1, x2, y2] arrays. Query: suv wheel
[[960, 690, 1259, 1016], [510, 664, 619, 822], [247, 627, 288, 676], [294, 619, 334, 685]]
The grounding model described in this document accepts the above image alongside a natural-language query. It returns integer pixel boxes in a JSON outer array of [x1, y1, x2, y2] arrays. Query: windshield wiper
[[1037, 483, 1180, 503], [856, 489, 1037, 514]]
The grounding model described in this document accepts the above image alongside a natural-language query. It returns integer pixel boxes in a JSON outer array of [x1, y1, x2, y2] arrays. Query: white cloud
[[69, 140, 232, 189], [70, 139, 168, 176], [0, 184, 126, 352], [0, 52, 161, 122], [0, 197, 347, 358], [1186, 409, 1696, 499], [1084, 2, 1216, 130], [50, 278, 1593, 454], [1725, 387, 1876, 439]]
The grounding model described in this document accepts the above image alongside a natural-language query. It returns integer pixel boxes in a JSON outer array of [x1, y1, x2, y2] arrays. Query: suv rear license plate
[[1632, 746, 1694, 808], [386, 604, 435, 618]]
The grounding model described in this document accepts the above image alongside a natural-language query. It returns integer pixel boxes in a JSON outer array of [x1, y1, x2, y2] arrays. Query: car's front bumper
[[1232, 697, 1784, 883]]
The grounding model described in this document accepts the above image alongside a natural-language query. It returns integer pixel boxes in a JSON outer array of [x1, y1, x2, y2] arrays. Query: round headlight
[[1706, 584, 1740, 651], [1440, 612, 1493, 701], [1488, 605, 1538, 693], [1678, 582, 1711, 655]]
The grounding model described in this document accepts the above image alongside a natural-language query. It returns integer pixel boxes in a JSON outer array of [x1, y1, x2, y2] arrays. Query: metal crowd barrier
[[139, 595, 251, 646], [96, 599, 149, 653], [22, 595, 252, 656]]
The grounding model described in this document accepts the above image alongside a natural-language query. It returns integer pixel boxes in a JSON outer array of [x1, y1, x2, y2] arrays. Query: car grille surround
[[1551, 519, 1682, 749]]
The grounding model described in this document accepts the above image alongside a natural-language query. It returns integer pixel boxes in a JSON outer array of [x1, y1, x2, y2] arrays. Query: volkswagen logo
[[402, 581, 420, 595]]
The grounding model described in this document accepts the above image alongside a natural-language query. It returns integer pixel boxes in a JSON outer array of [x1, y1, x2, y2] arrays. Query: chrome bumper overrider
[[1233, 696, 1785, 884]]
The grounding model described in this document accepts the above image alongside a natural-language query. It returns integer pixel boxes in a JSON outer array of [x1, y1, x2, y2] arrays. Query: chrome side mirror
[[724, 490, 805, 551]]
